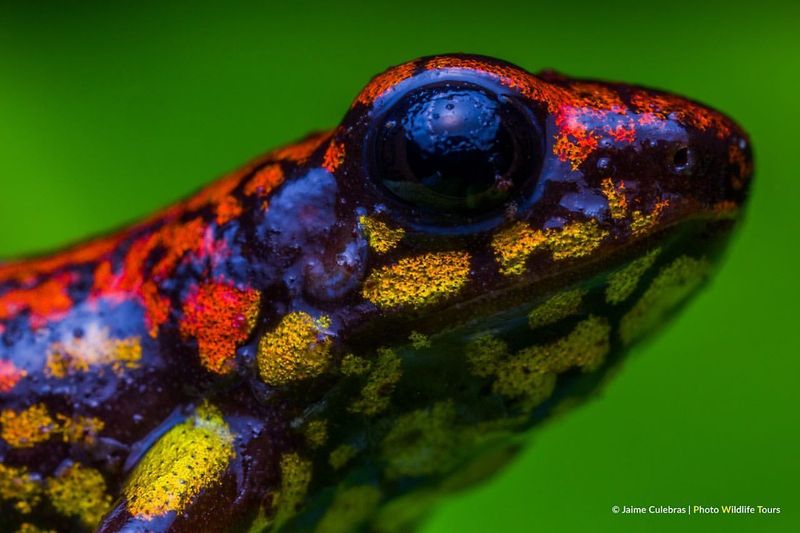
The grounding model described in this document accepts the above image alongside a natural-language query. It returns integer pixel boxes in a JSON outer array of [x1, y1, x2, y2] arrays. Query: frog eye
[[368, 82, 541, 214]]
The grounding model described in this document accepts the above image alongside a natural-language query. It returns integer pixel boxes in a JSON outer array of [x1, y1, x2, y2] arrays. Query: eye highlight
[[369, 81, 540, 214]]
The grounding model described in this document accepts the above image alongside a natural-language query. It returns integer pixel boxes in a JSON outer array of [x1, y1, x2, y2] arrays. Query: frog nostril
[[672, 147, 690, 169]]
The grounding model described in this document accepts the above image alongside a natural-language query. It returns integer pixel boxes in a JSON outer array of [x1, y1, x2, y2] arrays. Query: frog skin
[[0, 54, 752, 532]]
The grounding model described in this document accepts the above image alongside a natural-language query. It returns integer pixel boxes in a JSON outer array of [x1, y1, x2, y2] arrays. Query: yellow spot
[[349, 348, 402, 416], [620, 256, 710, 345], [46, 463, 111, 528], [358, 215, 405, 254], [465, 334, 508, 378], [1, 404, 55, 448], [606, 248, 661, 305], [493, 316, 610, 408], [381, 401, 457, 479], [361, 252, 471, 309], [316, 485, 381, 533], [600, 178, 628, 219], [408, 331, 431, 349], [45, 325, 141, 378], [123, 402, 235, 519], [329, 444, 357, 470], [257, 312, 332, 386], [56, 414, 105, 446], [304, 420, 328, 449], [340, 353, 372, 376], [547, 219, 609, 260], [492, 220, 609, 276], [0, 464, 42, 514], [272, 452, 313, 527], [528, 287, 587, 329], [491, 221, 548, 276], [631, 200, 669, 236]]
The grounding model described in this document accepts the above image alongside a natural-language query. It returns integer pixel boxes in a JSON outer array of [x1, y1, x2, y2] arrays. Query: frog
[[0, 54, 752, 532]]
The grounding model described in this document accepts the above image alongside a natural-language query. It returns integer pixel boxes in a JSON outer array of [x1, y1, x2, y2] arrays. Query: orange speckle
[[140, 281, 171, 337], [271, 132, 332, 164], [0, 360, 26, 393], [92, 218, 207, 335], [0, 234, 122, 286], [0, 273, 75, 328], [185, 170, 241, 213], [423, 56, 543, 100], [600, 178, 628, 219], [151, 218, 205, 279], [179, 281, 261, 374], [0, 404, 55, 448], [322, 140, 345, 173], [354, 61, 417, 107], [630, 91, 731, 138], [56, 414, 106, 446], [551, 83, 633, 170], [214, 195, 242, 225], [553, 127, 599, 171], [245, 164, 285, 197], [606, 121, 637, 143]]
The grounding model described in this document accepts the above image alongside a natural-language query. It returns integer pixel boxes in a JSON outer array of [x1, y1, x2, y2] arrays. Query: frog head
[[251, 54, 752, 405]]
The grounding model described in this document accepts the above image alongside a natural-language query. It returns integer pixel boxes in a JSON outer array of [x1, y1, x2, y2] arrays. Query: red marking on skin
[[179, 280, 260, 374], [322, 140, 345, 173], [552, 83, 633, 170], [553, 126, 599, 171], [151, 218, 205, 280], [0, 273, 75, 327], [630, 91, 732, 138], [92, 218, 206, 335], [0, 360, 26, 393], [271, 132, 332, 164], [214, 196, 242, 225], [355, 61, 418, 107], [140, 281, 171, 336], [244, 164, 285, 197], [606, 121, 637, 143], [0, 234, 123, 285]]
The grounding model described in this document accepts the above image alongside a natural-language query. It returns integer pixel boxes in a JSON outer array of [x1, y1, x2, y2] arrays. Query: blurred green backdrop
[[1, 1, 797, 531]]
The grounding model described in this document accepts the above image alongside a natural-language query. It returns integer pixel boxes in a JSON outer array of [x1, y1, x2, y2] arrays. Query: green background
[[1, 1, 797, 531]]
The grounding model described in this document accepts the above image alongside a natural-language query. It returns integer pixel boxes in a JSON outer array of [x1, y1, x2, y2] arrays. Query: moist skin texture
[[0, 54, 752, 532]]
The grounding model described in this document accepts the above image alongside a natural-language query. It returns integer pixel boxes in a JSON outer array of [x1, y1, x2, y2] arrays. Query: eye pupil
[[372, 82, 537, 213]]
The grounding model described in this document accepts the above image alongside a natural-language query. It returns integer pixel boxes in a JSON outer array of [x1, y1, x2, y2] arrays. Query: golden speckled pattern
[[358, 215, 405, 254], [270, 453, 313, 528], [606, 248, 661, 304], [123, 402, 235, 520], [361, 252, 471, 309], [528, 288, 587, 329], [620, 256, 711, 344], [257, 312, 332, 386], [492, 317, 611, 408], [492, 220, 609, 276], [348, 348, 402, 416], [0, 464, 42, 514], [45, 464, 111, 528]]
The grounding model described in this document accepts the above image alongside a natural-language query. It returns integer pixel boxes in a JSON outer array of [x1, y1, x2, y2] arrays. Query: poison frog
[[0, 54, 752, 532]]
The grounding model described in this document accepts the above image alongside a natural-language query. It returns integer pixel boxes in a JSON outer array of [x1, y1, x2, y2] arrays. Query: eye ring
[[365, 79, 543, 219]]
